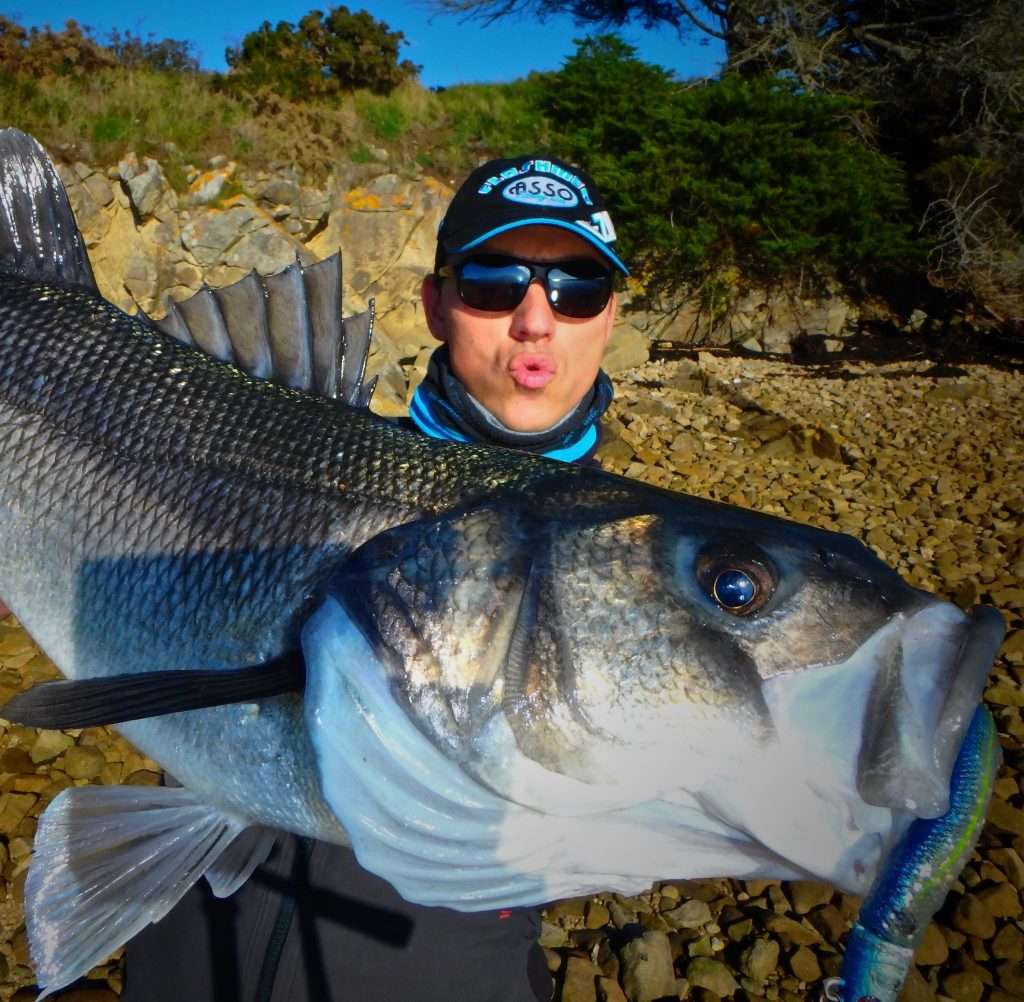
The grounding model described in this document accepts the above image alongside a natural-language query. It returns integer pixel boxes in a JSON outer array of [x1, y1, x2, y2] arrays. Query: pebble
[[739, 938, 780, 981], [805, 904, 845, 943], [764, 915, 821, 947], [786, 881, 833, 915], [586, 901, 612, 930], [663, 899, 712, 929], [789, 946, 821, 983], [996, 960, 1024, 994], [991, 924, 1024, 961], [685, 956, 740, 997], [914, 923, 949, 966], [562, 955, 601, 1002], [989, 849, 1024, 888], [62, 746, 107, 781], [952, 896, 997, 939], [28, 730, 74, 764], [620, 931, 677, 1002], [941, 971, 986, 1002], [976, 882, 1022, 918]]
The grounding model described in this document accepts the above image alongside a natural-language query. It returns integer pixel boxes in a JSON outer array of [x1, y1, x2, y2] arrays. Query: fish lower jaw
[[857, 602, 1004, 818]]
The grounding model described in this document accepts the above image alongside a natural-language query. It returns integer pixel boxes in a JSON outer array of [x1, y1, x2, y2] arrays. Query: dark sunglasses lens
[[457, 260, 530, 311], [547, 267, 612, 318]]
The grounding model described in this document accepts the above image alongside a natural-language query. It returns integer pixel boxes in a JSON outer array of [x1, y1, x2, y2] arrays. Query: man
[[122, 154, 627, 1002], [409, 153, 628, 462]]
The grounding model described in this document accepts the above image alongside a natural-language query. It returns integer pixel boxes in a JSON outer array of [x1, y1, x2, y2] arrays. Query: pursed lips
[[508, 354, 557, 389]]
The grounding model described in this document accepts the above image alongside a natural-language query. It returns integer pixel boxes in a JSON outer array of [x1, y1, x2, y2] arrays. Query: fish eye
[[714, 569, 757, 609], [695, 550, 775, 616]]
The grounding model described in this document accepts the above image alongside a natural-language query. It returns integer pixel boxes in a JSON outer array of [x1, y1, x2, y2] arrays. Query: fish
[[0, 127, 1006, 999]]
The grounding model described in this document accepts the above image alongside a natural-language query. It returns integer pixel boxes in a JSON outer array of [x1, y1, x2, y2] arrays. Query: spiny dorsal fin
[[150, 252, 377, 408], [0, 128, 97, 292]]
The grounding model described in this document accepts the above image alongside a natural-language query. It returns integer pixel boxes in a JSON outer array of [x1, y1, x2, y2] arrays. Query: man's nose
[[510, 281, 555, 341]]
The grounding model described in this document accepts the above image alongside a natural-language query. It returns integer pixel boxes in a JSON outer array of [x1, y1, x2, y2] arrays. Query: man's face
[[421, 226, 617, 433]]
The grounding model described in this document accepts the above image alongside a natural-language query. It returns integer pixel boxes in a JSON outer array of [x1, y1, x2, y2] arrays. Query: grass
[[0, 66, 556, 186]]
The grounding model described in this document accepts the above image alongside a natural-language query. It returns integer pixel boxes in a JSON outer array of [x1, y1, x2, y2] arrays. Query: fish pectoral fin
[[0, 653, 305, 728], [27, 785, 250, 999], [204, 825, 280, 898]]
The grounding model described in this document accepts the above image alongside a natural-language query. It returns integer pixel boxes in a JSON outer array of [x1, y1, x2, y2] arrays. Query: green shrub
[[539, 36, 923, 298], [225, 6, 419, 99]]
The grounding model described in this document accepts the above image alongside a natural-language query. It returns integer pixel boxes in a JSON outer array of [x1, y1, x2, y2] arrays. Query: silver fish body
[[0, 129, 1006, 996]]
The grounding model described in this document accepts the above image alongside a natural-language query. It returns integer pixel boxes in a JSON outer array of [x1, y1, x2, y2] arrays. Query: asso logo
[[501, 177, 579, 208]]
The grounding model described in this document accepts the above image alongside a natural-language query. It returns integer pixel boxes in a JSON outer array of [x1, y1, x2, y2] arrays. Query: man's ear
[[421, 274, 448, 343]]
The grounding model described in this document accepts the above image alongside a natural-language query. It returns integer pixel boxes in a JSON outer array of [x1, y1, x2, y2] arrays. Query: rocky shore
[[1, 347, 1022, 1002]]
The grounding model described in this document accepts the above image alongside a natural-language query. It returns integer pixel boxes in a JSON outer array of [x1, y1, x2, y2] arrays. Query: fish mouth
[[857, 603, 1004, 817]]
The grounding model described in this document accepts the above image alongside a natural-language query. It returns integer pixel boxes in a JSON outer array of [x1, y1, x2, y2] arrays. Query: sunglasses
[[437, 254, 614, 319]]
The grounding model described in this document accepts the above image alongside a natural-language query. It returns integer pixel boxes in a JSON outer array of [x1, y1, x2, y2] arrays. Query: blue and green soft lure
[[825, 705, 1000, 1002]]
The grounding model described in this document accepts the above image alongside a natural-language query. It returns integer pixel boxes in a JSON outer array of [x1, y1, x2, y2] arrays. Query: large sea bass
[[0, 130, 1005, 998]]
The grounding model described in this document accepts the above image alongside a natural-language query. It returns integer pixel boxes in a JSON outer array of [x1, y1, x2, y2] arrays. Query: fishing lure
[[824, 705, 1000, 1002]]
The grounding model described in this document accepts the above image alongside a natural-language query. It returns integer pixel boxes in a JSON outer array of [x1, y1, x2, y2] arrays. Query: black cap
[[437, 154, 629, 275]]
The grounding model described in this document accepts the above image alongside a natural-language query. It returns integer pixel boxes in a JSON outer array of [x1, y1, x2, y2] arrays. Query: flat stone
[[727, 919, 754, 942], [786, 881, 833, 915], [597, 976, 628, 1002], [996, 960, 1024, 995], [603, 327, 651, 375], [977, 882, 1022, 918], [63, 745, 107, 781], [586, 900, 611, 930], [913, 922, 949, 966], [898, 964, 936, 1002], [764, 915, 820, 946], [621, 931, 677, 1002], [0, 791, 36, 834], [805, 904, 845, 943], [941, 972, 984, 1002], [546, 899, 589, 925], [608, 898, 639, 929], [29, 730, 74, 764], [1, 746, 34, 773], [561, 954, 600, 1002], [685, 957, 739, 998], [539, 921, 568, 947], [951, 895, 997, 938], [992, 923, 1024, 961], [789, 946, 820, 983], [663, 899, 712, 929], [739, 938, 779, 981]]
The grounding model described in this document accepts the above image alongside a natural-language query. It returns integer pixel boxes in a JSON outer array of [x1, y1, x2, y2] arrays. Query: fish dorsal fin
[[0, 128, 96, 292], [26, 785, 248, 998], [149, 251, 378, 407]]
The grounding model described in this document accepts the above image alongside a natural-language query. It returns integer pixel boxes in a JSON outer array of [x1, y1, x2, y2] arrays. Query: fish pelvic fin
[[145, 248, 378, 408], [204, 825, 280, 898], [0, 129, 97, 292], [26, 785, 250, 999]]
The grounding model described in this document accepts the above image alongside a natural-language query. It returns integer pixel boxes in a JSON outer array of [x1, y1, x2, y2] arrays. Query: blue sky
[[10, 2, 724, 88]]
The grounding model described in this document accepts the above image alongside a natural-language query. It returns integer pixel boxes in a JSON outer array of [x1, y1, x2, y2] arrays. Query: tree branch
[[670, 0, 727, 39]]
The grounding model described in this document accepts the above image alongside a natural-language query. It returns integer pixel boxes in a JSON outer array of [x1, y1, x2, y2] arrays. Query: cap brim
[[451, 219, 630, 276]]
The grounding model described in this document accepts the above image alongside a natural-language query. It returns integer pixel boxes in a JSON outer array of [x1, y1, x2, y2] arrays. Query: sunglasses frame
[[437, 254, 614, 319]]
